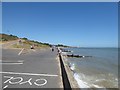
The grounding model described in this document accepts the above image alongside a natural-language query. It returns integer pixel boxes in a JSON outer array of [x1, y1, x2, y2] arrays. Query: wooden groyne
[[67, 54, 92, 58]]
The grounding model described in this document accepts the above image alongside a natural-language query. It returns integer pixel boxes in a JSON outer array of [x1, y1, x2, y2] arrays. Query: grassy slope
[[0, 34, 50, 49], [12, 40, 50, 49], [0, 34, 18, 41]]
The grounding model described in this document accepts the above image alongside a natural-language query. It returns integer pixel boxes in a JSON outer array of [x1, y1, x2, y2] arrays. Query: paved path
[[1, 40, 18, 49], [1, 48, 63, 89]]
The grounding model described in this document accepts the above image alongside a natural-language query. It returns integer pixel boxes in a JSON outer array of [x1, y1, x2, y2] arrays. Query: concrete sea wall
[[58, 53, 79, 89]]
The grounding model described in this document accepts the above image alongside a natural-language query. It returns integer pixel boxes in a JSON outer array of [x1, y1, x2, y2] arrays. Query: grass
[[1, 33, 50, 49], [0, 33, 18, 44], [11, 40, 50, 49], [0, 34, 18, 41]]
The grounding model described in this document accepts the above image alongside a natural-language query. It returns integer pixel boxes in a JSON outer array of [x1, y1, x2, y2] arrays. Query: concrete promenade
[[1, 48, 63, 89]]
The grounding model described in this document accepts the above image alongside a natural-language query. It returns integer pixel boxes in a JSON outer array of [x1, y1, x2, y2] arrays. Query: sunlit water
[[64, 48, 118, 89]]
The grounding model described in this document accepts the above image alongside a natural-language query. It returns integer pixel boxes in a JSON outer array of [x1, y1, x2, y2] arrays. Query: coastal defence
[[58, 53, 79, 89]]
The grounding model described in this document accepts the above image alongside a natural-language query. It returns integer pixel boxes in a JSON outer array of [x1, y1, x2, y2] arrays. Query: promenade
[[1, 48, 63, 88]]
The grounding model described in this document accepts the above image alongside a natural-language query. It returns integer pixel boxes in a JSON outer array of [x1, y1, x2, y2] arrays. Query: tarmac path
[[1, 48, 63, 89]]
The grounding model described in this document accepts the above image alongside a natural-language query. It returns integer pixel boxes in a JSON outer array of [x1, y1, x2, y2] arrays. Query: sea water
[[64, 47, 118, 89]]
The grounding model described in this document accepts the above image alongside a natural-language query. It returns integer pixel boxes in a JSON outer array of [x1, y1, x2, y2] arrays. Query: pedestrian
[[52, 48, 54, 51], [51, 45, 54, 52], [18, 39, 22, 44], [51, 47, 54, 52], [30, 45, 34, 49]]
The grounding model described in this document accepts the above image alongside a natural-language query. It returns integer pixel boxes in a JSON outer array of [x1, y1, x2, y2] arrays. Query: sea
[[63, 47, 119, 89]]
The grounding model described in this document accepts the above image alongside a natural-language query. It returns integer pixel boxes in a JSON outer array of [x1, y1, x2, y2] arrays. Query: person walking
[[51, 46, 54, 52]]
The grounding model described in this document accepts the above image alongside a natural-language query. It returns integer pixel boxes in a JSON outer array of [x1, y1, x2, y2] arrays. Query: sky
[[2, 2, 118, 47]]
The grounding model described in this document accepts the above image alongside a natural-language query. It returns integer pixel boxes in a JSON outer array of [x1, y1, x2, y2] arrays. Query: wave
[[64, 48, 118, 89], [74, 73, 90, 88], [68, 62, 90, 88], [73, 73, 107, 89], [69, 63, 75, 71]]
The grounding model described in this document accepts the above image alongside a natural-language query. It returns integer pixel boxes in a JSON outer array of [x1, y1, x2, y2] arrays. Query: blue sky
[[2, 2, 118, 47]]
